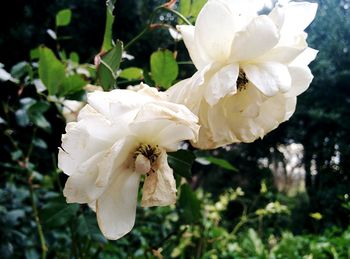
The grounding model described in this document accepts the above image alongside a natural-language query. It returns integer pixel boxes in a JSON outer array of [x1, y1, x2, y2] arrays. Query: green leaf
[[56, 9, 72, 27], [11, 61, 30, 79], [180, 0, 191, 17], [97, 40, 123, 90], [150, 49, 178, 89], [168, 150, 195, 179], [119, 67, 143, 80], [41, 197, 79, 228], [69, 52, 79, 63], [191, 0, 207, 18], [28, 101, 51, 132], [179, 184, 201, 224], [102, 1, 116, 52], [201, 156, 238, 171], [38, 47, 65, 96], [59, 74, 87, 96]]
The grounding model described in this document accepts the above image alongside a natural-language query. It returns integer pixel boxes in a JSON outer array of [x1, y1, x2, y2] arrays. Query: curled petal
[[141, 152, 176, 207]]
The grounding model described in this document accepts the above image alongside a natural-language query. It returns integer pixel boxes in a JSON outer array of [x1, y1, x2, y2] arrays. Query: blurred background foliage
[[0, 0, 349, 258]]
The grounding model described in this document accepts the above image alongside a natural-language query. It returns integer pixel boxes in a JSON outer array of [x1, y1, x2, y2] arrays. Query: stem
[[29, 176, 48, 259], [162, 7, 192, 26], [124, 5, 192, 50]]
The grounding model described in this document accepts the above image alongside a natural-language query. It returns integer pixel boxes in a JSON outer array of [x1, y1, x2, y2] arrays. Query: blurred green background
[[0, 0, 349, 258]]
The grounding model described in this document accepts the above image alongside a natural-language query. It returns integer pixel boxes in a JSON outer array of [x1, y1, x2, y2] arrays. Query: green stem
[[162, 7, 192, 26], [29, 176, 48, 259], [124, 5, 192, 50]]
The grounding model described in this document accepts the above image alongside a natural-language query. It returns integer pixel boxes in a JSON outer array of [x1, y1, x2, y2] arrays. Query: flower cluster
[[167, 0, 318, 149], [58, 0, 317, 240]]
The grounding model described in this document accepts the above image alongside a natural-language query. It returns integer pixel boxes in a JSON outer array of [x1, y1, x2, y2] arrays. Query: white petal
[[194, 1, 236, 62], [290, 47, 318, 67], [230, 15, 279, 61], [96, 167, 140, 240], [243, 62, 291, 96], [63, 151, 107, 203], [277, 2, 318, 35], [284, 66, 314, 98], [96, 137, 137, 187], [204, 63, 239, 106], [157, 124, 199, 151], [141, 152, 176, 207], [177, 25, 209, 70], [58, 119, 112, 176]]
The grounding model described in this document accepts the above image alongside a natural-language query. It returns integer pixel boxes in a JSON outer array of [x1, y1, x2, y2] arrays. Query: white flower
[[167, 0, 318, 149], [58, 83, 199, 240]]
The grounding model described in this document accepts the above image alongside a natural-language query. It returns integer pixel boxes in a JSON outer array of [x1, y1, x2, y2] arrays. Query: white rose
[[167, 0, 318, 149], [58, 83, 199, 240]]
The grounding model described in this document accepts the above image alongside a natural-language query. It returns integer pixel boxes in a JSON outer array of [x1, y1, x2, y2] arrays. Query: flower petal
[[243, 62, 291, 96], [96, 167, 140, 240], [177, 25, 209, 70], [204, 63, 239, 106], [194, 1, 236, 62], [141, 152, 176, 207], [290, 47, 318, 67], [272, 2, 318, 35], [63, 151, 106, 203], [230, 15, 279, 61], [284, 66, 314, 98]]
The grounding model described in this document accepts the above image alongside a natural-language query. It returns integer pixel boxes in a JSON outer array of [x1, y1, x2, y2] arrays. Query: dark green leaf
[[32, 138, 48, 149], [77, 213, 107, 243], [97, 40, 123, 90], [179, 184, 201, 224], [150, 49, 178, 88], [27, 101, 51, 132], [119, 67, 143, 80], [168, 150, 195, 179], [41, 197, 79, 228], [56, 9, 72, 27], [10, 61, 30, 79], [15, 109, 30, 127], [38, 47, 65, 96], [201, 156, 238, 171]]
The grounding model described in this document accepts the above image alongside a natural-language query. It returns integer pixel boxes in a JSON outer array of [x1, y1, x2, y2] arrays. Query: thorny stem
[[124, 5, 192, 50]]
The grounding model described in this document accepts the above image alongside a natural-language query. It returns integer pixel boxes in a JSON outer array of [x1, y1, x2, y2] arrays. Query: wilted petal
[[230, 15, 279, 61], [243, 62, 291, 96], [141, 152, 176, 207], [96, 167, 140, 240]]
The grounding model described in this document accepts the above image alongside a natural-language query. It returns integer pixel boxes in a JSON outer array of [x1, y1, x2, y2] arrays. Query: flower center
[[237, 69, 249, 91], [134, 144, 161, 175], [134, 144, 161, 164]]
